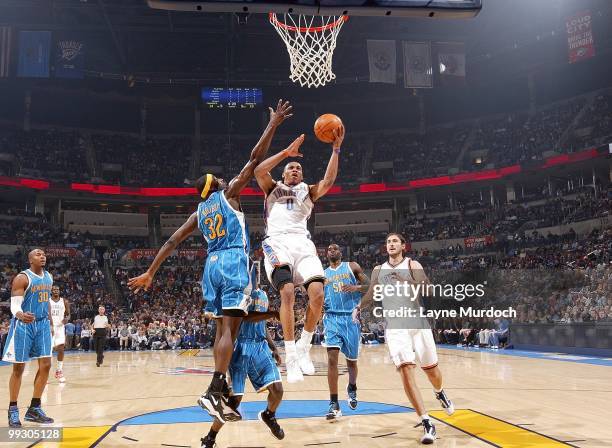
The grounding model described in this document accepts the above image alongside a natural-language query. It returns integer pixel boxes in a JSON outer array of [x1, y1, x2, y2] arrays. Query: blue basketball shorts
[[229, 340, 281, 394], [202, 248, 252, 317], [322, 313, 360, 361], [2, 318, 52, 363]]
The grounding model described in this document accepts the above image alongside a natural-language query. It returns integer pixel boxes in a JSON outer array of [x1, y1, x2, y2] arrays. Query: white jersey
[[50, 297, 66, 327], [265, 181, 313, 237]]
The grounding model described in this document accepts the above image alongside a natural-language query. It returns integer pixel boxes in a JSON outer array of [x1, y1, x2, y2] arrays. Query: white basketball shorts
[[385, 328, 438, 369], [262, 234, 325, 287]]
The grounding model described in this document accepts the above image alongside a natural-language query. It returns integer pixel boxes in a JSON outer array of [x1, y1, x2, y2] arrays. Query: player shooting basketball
[[128, 99, 293, 424], [254, 124, 344, 383]]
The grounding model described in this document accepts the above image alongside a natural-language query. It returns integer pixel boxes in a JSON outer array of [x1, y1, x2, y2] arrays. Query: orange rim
[[269, 12, 348, 32]]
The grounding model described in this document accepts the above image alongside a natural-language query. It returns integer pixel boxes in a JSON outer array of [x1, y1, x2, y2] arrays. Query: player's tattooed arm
[[227, 99, 293, 200], [309, 125, 344, 202], [345, 261, 370, 294], [128, 212, 198, 293], [254, 133, 305, 195]]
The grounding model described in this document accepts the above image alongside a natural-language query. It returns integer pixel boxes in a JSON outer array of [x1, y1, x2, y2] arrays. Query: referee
[[93, 306, 110, 367]]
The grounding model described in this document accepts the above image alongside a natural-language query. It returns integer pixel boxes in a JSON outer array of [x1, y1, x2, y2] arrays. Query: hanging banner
[[55, 37, 85, 79], [17, 31, 51, 78], [403, 41, 433, 89], [0, 26, 11, 78], [367, 39, 397, 84], [566, 11, 595, 64]]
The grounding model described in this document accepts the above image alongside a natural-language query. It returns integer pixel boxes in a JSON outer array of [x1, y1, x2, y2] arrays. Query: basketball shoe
[[24, 406, 54, 424], [285, 355, 304, 383], [325, 401, 342, 421], [200, 435, 216, 448], [296, 340, 315, 375], [416, 419, 436, 444], [55, 370, 66, 383], [435, 390, 455, 415], [346, 384, 358, 410], [258, 410, 285, 440], [8, 406, 21, 428]]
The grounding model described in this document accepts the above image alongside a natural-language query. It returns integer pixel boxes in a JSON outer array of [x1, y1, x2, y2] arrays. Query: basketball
[[314, 114, 343, 143]]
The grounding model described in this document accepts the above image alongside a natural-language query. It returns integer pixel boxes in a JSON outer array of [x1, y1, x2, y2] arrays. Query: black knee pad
[[271, 265, 293, 290]]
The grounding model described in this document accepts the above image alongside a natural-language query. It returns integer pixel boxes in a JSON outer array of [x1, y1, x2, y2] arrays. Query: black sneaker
[[200, 435, 216, 448], [198, 390, 227, 423], [347, 384, 358, 410], [415, 419, 436, 445], [24, 406, 54, 424], [258, 410, 285, 440], [8, 406, 21, 428], [435, 390, 455, 415], [325, 401, 342, 421]]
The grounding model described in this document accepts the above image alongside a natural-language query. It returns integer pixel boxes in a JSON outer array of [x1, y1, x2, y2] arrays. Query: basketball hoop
[[269, 13, 348, 88]]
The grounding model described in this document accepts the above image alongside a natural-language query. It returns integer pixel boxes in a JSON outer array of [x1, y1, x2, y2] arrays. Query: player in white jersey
[[361, 233, 454, 445], [255, 126, 345, 383], [49, 286, 70, 383]]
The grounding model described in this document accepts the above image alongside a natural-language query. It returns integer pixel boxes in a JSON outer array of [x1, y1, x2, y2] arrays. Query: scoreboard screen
[[201, 88, 263, 109]]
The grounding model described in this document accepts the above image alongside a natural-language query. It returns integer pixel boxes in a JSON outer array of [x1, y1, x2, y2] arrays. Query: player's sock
[[58, 361, 63, 371], [9, 401, 17, 407], [285, 340, 297, 359], [419, 413, 430, 422], [434, 387, 442, 393], [330, 394, 338, 403], [299, 330, 313, 346], [210, 372, 226, 393], [207, 428, 218, 440], [30, 398, 41, 408], [348, 383, 357, 392]]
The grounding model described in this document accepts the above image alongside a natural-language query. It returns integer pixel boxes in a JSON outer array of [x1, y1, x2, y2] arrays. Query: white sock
[[299, 330, 314, 346], [57, 361, 63, 371], [434, 387, 443, 393], [285, 340, 297, 359], [419, 414, 430, 421]]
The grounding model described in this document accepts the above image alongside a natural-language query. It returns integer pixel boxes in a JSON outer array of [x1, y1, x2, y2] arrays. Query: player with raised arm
[[360, 233, 454, 444], [254, 125, 344, 383], [3, 249, 55, 427], [128, 100, 293, 423], [50, 285, 70, 383], [322, 243, 369, 421]]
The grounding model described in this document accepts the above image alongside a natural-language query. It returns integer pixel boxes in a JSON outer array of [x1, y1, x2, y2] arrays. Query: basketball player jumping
[[360, 233, 454, 444], [3, 249, 55, 427], [323, 243, 369, 421], [201, 272, 284, 448], [254, 125, 344, 383], [50, 286, 70, 383], [128, 99, 293, 423]]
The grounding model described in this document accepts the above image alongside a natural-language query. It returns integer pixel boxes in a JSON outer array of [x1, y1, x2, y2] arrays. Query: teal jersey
[[21, 269, 53, 319], [238, 289, 269, 342], [324, 262, 361, 314], [197, 190, 249, 253]]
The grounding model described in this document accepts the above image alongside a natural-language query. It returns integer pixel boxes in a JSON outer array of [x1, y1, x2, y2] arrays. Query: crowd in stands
[[0, 88, 609, 187]]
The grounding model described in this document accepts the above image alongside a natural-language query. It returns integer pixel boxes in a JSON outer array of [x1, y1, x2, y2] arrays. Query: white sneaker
[[419, 419, 436, 444], [296, 341, 315, 375], [285, 355, 304, 383]]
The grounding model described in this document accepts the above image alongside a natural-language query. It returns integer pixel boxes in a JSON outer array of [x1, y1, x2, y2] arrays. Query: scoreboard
[[201, 88, 263, 109]]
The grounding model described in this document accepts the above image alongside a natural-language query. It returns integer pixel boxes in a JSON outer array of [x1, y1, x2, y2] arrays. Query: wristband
[[333, 148, 341, 154]]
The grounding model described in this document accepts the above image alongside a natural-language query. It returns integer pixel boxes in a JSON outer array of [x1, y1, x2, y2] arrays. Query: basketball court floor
[[2, 345, 610, 447]]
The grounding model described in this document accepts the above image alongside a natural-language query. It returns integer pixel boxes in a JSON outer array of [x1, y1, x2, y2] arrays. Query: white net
[[269, 13, 347, 88]]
